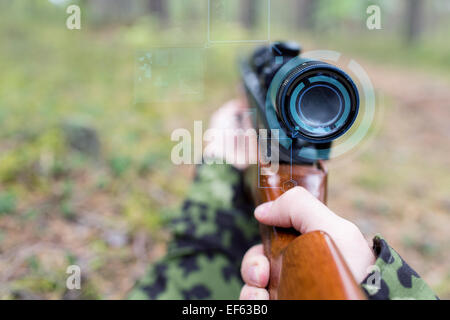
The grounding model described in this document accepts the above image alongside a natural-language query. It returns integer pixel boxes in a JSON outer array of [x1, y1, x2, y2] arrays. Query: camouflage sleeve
[[361, 235, 438, 300], [128, 163, 260, 300]]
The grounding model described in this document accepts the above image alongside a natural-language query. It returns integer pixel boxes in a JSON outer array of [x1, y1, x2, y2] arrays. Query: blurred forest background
[[0, 0, 449, 299]]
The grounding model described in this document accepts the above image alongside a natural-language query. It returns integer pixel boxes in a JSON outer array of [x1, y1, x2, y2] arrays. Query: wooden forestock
[[247, 162, 366, 300]]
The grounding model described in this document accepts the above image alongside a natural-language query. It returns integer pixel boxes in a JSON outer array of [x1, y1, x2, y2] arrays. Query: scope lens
[[274, 62, 359, 142], [298, 84, 342, 128]]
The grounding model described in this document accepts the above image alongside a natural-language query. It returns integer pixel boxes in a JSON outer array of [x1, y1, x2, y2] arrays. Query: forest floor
[[0, 14, 449, 298], [1, 56, 448, 300]]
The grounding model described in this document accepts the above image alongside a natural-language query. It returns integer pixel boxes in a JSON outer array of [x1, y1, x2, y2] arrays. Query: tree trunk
[[240, 0, 258, 29], [148, 0, 169, 27], [297, 0, 317, 31], [405, 0, 424, 44], [89, 0, 135, 23]]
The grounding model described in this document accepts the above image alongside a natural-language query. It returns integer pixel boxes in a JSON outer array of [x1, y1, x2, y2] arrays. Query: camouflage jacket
[[129, 164, 437, 300]]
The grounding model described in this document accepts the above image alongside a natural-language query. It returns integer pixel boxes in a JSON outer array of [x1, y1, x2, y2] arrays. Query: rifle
[[241, 42, 366, 299]]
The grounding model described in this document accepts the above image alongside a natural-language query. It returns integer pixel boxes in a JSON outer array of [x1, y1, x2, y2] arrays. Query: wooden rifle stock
[[246, 162, 366, 300]]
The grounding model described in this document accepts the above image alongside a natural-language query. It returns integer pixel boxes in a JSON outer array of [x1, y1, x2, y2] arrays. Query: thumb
[[254, 186, 342, 234]]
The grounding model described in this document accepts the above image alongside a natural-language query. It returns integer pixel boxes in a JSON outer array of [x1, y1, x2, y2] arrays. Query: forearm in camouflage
[[129, 164, 259, 300], [362, 235, 438, 300]]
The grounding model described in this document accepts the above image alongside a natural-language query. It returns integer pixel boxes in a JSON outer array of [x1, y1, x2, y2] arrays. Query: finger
[[239, 285, 269, 300], [241, 244, 269, 288], [254, 186, 342, 234]]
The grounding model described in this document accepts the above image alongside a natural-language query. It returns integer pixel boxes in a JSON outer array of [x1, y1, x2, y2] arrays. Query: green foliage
[[0, 191, 16, 215], [109, 156, 132, 177], [23, 209, 40, 221], [61, 200, 76, 220], [26, 255, 41, 273]]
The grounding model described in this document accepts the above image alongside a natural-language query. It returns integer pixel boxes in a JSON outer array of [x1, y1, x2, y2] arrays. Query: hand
[[239, 186, 376, 300], [203, 99, 256, 170]]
